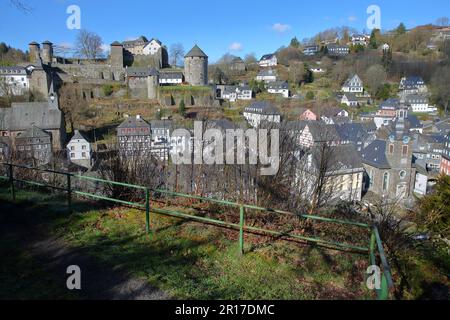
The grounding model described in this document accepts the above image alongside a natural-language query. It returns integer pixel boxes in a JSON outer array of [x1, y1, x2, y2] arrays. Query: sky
[[1, 0, 450, 62]]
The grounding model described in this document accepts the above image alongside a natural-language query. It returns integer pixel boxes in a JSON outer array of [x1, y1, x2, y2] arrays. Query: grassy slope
[[0, 186, 373, 300]]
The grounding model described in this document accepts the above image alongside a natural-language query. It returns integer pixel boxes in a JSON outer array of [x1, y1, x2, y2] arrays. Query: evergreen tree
[[179, 100, 186, 118], [369, 29, 380, 49], [396, 23, 407, 35], [290, 37, 300, 48]]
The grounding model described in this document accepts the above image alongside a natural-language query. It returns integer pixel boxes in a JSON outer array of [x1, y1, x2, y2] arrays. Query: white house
[[243, 101, 281, 128], [310, 67, 326, 74], [405, 94, 437, 113], [351, 34, 369, 46], [159, 71, 183, 85], [256, 69, 277, 83], [399, 77, 428, 95], [221, 85, 253, 102], [67, 130, 92, 168], [341, 93, 359, 107], [0, 66, 30, 96], [259, 54, 278, 67], [342, 74, 364, 93], [267, 81, 289, 98], [143, 38, 162, 56]]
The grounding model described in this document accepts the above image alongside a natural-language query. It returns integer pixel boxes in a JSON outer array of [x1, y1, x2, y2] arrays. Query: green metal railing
[[0, 162, 394, 299]]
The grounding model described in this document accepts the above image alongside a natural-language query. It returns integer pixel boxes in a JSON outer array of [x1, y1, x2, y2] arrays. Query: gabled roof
[[0, 102, 62, 131], [118, 116, 151, 130], [70, 130, 90, 142], [260, 54, 276, 61], [306, 122, 340, 142], [245, 101, 281, 115], [126, 67, 159, 77], [361, 140, 390, 169], [380, 98, 401, 110], [257, 69, 277, 77], [268, 81, 288, 90], [185, 45, 208, 58], [343, 74, 362, 88], [17, 125, 51, 139]]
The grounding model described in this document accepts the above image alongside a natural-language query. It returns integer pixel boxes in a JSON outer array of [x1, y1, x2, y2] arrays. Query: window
[[402, 145, 408, 157], [389, 144, 394, 154], [71, 146, 75, 151], [82, 152, 86, 158], [383, 172, 390, 192], [82, 145, 87, 150], [70, 153, 75, 158], [399, 171, 407, 179]]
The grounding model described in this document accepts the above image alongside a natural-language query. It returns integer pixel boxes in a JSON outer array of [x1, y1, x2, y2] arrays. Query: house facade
[[342, 74, 364, 93], [259, 54, 278, 67], [243, 101, 281, 128], [440, 131, 450, 176], [117, 115, 152, 157], [67, 130, 92, 168], [15, 126, 52, 165], [267, 81, 289, 98], [405, 95, 437, 113], [327, 44, 350, 57], [256, 69, 277, 83], [0, 66, 30, 96], [303, 45, 319, 56]]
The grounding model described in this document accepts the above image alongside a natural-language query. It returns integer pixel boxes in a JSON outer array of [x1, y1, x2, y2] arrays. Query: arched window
[[383, 172, 390, 192]]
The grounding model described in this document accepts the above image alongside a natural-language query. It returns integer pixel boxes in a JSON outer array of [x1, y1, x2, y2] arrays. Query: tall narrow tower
[[28, 41, 40, 63], [42, 41, 53, 65], [184, 45, 208, 86], [147, 68, 160, 100], [110, 41, 124, 67]]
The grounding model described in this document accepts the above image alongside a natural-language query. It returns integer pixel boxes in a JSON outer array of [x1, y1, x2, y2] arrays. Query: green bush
[[102, 84, 114, 97]]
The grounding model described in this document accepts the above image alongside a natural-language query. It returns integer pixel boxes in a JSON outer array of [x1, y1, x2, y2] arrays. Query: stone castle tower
[[110, 41, 124, 67], [147, 68, 159, 99], [28, 42, 40, 63], [42, 41, 53, 65], [184, 45, 208, 86]]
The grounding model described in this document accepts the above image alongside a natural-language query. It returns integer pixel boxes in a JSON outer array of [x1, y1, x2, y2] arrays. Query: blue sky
[[1, 0, 449, 62]]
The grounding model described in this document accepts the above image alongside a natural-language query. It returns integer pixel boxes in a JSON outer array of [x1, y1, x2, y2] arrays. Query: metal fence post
[[239, 206, 245, 255], [145, 188, 151, 234], [67, 173, 72, 214], [9, 164, 15, 201]]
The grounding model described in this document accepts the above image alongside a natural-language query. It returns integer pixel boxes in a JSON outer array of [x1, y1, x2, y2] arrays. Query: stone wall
[[184, 57, 208, 86], [53, 64, 126, 83]]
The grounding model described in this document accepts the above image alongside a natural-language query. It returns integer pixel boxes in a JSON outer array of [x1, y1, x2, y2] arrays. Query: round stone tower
[[110, 41, 124, 68], [184, 45, 208, 86], [147, 68, 160, 100], [28, 41, 40, 63], [42, 41, 53, 65]]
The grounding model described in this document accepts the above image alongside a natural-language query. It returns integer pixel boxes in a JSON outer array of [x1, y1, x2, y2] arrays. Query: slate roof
[[405, 94, 428, 104], [380, 98, 401, 109], [283, 120, 308, 132], [70, 130, 90, 142], [17, 126, 51, 139], [150, 120, 173, 130], [0, 102, 62, 131], [268, 81, 288, 90], [0, 66, 28, 75], [126, 67, 159, 77], [244, 101, 281, 115], [260, 54, 276, 61], [159, 71, 183, 80], [185, 45, 208, 58], [110, 41, 122, 46], [117, 116, 151, 131], [361, 140, 390, 169], [307, 122, 340, 142]]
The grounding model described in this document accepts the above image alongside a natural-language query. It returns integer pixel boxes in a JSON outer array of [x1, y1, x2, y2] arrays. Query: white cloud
[[229, 42, 243, 51], [272, 23, 291, 33], [101, 44, 110, 53], [348, 16, 358, 22]]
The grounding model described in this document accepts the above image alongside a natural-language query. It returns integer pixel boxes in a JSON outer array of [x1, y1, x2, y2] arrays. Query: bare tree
[[0, 77, 13, 106], [9, 0, 32, 13], [365, 64, 387, 96], [169, 43, 185, 67], [435, 17, 450, 27], [75, 30, 104, 60]]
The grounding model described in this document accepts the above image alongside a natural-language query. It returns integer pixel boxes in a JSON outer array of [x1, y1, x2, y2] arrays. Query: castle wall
[[54, 64, 126, 83]]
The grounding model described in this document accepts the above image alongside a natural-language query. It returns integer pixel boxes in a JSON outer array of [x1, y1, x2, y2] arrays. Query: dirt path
[[0, 201, 171, 300]]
